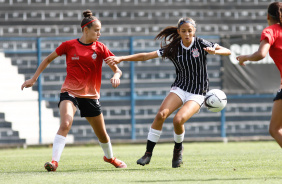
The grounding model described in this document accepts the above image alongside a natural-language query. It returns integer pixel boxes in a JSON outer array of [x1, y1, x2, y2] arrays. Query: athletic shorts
[[170, 86, 205, 106], [273, 89, 282, 101], [58, 92, 102, 117]]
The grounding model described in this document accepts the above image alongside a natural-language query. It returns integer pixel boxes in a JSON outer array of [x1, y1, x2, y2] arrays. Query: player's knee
[[269, 121, 280, 137], [156, 109, 169, 121], [269, 126, 276, 138], [173, 115, 185, 127], [60, 120, 72, 132]]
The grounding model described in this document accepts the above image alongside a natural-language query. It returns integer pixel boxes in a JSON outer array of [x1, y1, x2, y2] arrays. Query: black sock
[[174, 142, 182, 149], [146, 140, 156, 154]]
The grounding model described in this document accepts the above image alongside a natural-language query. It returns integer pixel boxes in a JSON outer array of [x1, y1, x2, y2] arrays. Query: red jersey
[[56, 39, 114, 99], [261, 24, 282, 80]]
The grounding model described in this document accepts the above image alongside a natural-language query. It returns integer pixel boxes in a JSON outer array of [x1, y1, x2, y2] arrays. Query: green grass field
[[0, 141, 281, 184]]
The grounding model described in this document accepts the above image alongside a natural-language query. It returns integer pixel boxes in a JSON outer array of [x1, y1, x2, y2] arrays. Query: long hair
[[268, 2, 282, 26], [155, 17, 196, 60]]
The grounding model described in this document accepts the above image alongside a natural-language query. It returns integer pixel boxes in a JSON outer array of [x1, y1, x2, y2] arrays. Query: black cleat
[[137, 152, 152, 166], [172, 146, 184, 168]]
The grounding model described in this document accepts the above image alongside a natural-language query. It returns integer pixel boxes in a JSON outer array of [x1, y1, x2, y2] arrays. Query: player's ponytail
[[155, 26, 180, 60], [155, 17, 196, 60], [268, 2, 282, 26], [81, 9, 99, 30]]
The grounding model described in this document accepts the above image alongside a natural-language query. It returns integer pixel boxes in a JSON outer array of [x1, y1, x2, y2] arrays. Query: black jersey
[[157, 37, 218, 95]]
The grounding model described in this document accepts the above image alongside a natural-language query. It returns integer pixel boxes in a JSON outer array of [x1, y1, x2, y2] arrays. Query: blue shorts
[[58, 92, 102, 117]]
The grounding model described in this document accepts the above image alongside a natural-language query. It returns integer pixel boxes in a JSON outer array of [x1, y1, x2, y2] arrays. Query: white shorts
[[170, 86, 205, 106]]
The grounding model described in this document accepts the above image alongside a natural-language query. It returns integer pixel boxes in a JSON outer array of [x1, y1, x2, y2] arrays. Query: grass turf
[[0, 141, 281, 184]]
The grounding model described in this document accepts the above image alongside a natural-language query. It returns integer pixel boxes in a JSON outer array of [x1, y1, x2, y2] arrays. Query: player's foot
[[172, 146, 184, 168], [103, 156, 127, 168], [137, 152, 152, 166], [44, 160, 58, 172]]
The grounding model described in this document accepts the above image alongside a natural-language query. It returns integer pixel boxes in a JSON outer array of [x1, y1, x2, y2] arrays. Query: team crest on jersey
[[92, 51, 97, 60], [191, 48, 200, 58]]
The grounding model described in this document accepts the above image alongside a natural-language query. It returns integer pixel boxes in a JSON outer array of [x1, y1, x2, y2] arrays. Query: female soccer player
[[105, 17, 231, 168], [21, 10, 127, 171], [236, 2, 282, 148]]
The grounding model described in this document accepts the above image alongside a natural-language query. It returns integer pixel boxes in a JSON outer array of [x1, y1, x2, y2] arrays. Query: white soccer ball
[[204, 89, 227, 112]]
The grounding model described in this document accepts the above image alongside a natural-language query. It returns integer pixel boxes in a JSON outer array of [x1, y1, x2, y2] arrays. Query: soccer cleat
[[137, 152, 152, 166], [172, 146, 184, 168], [44, 160, 58, 172], [103, 156, 127, 168]]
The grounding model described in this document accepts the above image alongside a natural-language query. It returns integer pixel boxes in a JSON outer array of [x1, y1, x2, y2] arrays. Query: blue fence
[[0, 36, 275, 143]]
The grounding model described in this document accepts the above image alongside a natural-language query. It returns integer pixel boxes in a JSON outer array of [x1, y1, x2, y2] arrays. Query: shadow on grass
[[133, 177, 282, 182]]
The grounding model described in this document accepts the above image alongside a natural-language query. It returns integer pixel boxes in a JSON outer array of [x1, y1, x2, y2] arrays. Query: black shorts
[[273, 89, 282, 101], [58, 92, 102, 117]]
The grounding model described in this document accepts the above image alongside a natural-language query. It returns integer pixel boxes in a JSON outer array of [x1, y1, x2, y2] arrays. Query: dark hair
[[155, 17, 196, 60], [81, 9, 99, 30], [268, 2, 282, 26]]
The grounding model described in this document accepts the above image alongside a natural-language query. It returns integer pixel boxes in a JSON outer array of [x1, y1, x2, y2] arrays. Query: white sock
[[147, 128, 162, 143], [174, 131, 185, 143], [99, 140, 113, 159], [52, 134, 66, 162]]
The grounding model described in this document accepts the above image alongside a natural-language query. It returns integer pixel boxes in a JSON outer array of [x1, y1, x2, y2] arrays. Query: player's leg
[[86, 115, 127, 168], [172, 100, 201, 168], [137, 92, 183, 166], [269, 99, 282, 147], [45, 99, 77, 172]]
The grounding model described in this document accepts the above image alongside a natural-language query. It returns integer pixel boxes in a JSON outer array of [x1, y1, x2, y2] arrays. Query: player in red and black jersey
[[21, 10, 127, 171], [105, 17, 231, 168], [237, 2, 282, 148]]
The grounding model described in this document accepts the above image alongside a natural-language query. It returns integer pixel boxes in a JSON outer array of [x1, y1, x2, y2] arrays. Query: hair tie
[[81, 19, 96, 28]]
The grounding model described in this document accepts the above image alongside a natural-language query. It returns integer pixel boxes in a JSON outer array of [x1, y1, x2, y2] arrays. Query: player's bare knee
[[269, 128, 278, 138], [173, 116, 185, 127], [156, 109, 169, 121], [269, 122, 280, 137], [60, 121, 72, 131]]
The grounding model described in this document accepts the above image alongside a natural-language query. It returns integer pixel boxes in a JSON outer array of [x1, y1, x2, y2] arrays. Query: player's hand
[[236, 55, 248, 66], [105, 56, 122, 66], [21, 78, 36, 90], [204, 47, 216, 55], [111, 77, 120, 88]]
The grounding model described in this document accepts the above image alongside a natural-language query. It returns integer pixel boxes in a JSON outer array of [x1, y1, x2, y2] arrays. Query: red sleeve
[[55, 41, 69, 56], [102, 43, 114, 59], [260, 27, 274, 45]]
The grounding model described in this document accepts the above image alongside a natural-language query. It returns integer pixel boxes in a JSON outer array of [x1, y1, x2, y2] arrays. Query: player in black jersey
[[105, 17, 231, 168]]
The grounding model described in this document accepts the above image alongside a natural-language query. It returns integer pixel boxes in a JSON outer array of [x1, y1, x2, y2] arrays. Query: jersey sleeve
[[157, 49, 164, 57], [55, 41, 69, 56], [260, 27, 274, 45], [102, 44, 115, 59], [198, 38, 218, 49]]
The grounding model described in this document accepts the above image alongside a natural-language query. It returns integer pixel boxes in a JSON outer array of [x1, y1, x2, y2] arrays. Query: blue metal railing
[[37, 37, 43, 144], [129, 37, 136, 140]]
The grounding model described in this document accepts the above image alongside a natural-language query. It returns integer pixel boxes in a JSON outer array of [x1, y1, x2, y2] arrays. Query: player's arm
[[108, 63, 122, 88], [21, 51, 58, 90], [236, 39, 270, 66], [204, 45, 231, 56], [105, 51, 159, 66]]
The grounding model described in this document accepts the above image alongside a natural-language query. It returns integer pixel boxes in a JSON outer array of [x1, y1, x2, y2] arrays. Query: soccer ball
[[204, 89, 227, 112]]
